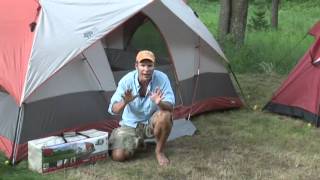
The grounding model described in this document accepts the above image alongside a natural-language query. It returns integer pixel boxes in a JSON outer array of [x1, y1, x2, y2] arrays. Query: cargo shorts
[[108, 113, 157, 156]]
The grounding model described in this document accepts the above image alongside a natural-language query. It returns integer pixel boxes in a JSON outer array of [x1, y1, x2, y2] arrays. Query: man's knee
[[111, 149, 131, 162], [155, 110, 172, 123], [153, 110, 173, 131]]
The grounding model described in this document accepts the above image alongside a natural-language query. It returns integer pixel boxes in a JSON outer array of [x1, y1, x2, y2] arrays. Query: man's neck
[[138, 79, 150, 97], [138, 79, 151, 88]]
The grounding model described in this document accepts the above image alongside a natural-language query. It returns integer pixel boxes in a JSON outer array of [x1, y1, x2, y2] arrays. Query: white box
[[28, 129, 108, 173]]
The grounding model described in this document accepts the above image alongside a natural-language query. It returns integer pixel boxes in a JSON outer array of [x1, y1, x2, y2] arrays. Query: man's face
[[136, 59, 155, 83]]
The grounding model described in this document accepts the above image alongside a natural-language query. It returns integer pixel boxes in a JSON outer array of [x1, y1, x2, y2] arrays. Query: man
[[108, 50, 175, 166]]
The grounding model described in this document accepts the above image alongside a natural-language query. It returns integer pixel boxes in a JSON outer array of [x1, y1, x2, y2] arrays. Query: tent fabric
[[267, 37, 320, 114], [0, 0, 39, 104], [264, 102, 318, 125], [166, 119, 197, 141], [145, 118, 197, 143], [0, 0, 243, 162], [24, 0, 153, 103], [174, 97, 242, 119], [143, 1, 227, 82], [265, 22, 320, 125], [309, 21, 320, 37], [0, 92, 19, 141], [0, 135, 13, 158], [82, 41, 117, 92], [26, 41, 116, 103], [26, 55, 101, 103], [160, 0, 227, 61], [21, 92, 112, 143], [143, 2, 202, 81]]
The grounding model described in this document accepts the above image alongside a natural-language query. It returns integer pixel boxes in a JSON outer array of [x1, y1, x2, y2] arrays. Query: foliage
[[189, 0, 320, 75], [248, 0, 269, 31], [129, 21, 168, 58]]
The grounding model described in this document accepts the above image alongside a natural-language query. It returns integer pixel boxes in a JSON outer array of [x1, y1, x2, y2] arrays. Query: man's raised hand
[[150, 87, 164, 105], [122, 89, 138, 104]]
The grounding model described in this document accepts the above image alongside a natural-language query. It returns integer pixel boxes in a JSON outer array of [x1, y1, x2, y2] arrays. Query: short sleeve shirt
[[108, 70, 175, 128]]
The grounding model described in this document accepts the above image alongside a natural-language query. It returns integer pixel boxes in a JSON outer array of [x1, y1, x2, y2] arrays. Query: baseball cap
[[136, 50, 155, 63]]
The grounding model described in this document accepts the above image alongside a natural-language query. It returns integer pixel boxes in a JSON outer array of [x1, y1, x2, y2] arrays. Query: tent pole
[[277, 33, 309, 65], [81, 53, 104, 91], [316, 103, 320, 127], [187, 36, 201, 120], [11, 104, 24, 165], [81, 53, 110, 102], [227, 64, 249, 107]]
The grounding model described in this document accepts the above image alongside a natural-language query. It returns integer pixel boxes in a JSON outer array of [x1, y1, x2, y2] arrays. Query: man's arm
[[157, 101, 173, 112], [111, 89, 137, 114], [111, 101, 127, 114]]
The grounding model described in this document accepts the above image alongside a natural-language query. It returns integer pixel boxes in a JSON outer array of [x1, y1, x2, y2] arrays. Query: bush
[[248, 0, 269, 31]]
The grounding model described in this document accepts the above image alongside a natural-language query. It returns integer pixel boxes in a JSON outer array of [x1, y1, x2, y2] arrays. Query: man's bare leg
[[152, 111, 172, 166]]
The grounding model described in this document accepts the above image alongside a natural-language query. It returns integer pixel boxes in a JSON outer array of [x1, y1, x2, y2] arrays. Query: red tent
[[265, 21, 320, 126], [309, 21, 320, 38]]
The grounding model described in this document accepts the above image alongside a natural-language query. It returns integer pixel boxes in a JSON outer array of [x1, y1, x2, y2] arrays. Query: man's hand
[[122, 89, 138, 104], [150, 87, 165, 105], [112, 89, 137, 114]]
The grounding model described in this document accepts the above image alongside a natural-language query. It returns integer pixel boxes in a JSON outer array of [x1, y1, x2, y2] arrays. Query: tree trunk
[[230, 0, 248, 46], [271, 0, 280, 29], [218, 0, 248, 46], [218, 0, 231, 41]]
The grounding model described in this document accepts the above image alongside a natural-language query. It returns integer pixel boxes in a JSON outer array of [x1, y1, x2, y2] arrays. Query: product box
[[28, 129, 108, 173]]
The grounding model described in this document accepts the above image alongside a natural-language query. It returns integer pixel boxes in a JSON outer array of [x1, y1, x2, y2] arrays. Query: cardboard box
[[28, 129, 108, 173]]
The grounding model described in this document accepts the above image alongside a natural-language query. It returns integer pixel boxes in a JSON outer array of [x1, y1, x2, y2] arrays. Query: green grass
[[0, 154, 56, 180], [1, 1, 320, 179]]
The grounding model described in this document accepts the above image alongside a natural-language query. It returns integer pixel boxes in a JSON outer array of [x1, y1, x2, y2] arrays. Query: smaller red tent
[[265, 21, 320, 126], [309, 21, 320, 38]]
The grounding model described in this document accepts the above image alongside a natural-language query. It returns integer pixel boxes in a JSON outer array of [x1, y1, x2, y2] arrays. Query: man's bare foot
[[156, 152, 170, 166]]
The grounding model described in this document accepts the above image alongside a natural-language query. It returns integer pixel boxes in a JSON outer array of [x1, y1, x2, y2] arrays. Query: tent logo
[[83, 27, 98, 40], [83, 31, 94, 39]]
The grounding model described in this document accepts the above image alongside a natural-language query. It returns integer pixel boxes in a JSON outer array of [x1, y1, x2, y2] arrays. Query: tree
[[271, 0, 280, 29], [248, 0, 269, 31], [218, 0, 249, 46], [218, 0, 231, 41]]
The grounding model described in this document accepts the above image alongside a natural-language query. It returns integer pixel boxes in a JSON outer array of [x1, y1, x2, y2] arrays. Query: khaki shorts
[[109, 114, 156, 155]]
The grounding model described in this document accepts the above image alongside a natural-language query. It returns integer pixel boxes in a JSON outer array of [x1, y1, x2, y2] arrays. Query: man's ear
[[135, 62, 138, 69]]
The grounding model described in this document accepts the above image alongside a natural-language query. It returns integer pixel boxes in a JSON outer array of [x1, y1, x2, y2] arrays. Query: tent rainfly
[[0, 0, 243, 163], [265, 21, 320, 125]]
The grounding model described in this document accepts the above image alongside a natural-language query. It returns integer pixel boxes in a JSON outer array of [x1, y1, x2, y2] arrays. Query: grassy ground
[[2, 0, 320, 179], [2, 73, 320, 179]]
